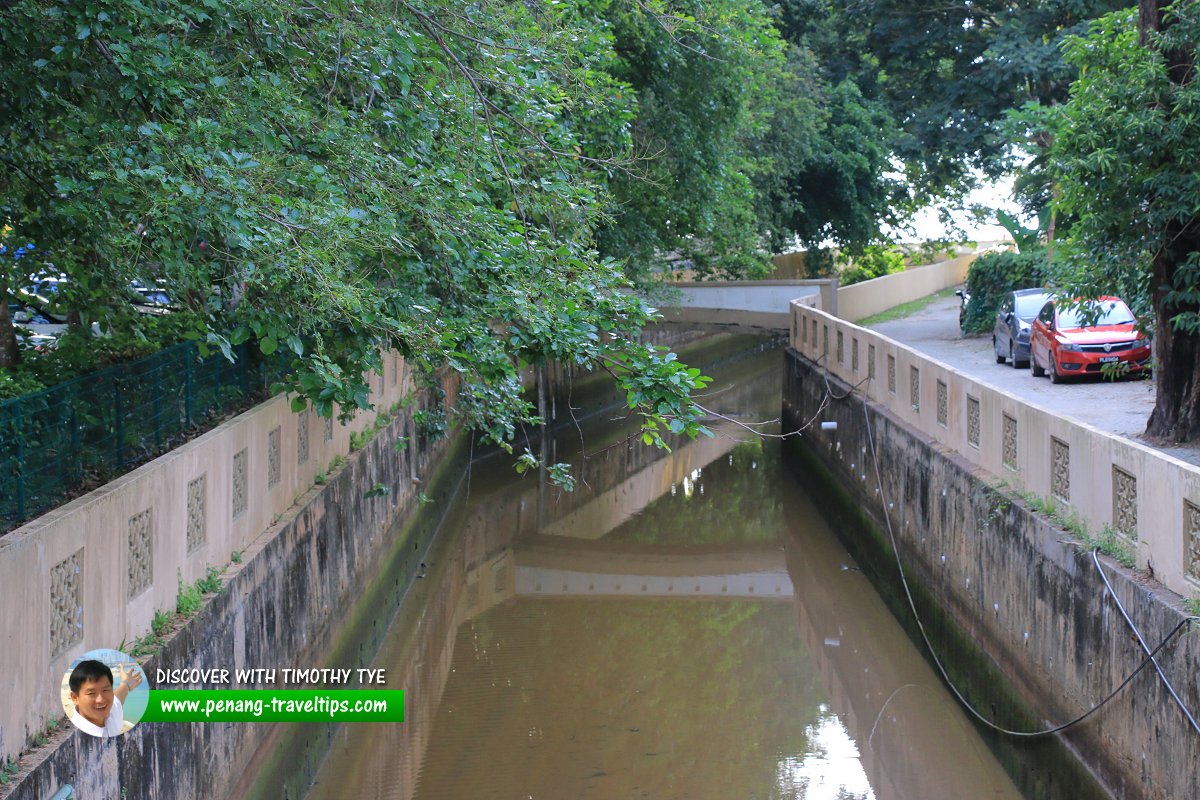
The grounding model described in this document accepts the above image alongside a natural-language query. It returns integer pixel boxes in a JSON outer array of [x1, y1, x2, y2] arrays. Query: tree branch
[[0, 155, 55, 199]]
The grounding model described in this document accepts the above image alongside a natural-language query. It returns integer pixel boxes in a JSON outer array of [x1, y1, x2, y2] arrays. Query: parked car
[[1029, 296, 1151, 383], [15, 271, 70, 323], [129, 280, 177, 315], [8, 301, 58, 327], [993, 288, 1052, 368], [7, 302, 63, 351]]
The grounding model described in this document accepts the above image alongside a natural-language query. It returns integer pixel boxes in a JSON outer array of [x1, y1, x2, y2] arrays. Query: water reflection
[[303, 342, 1024, 800], [782, 485, 1018, 800], [776, 707, 874, 800]]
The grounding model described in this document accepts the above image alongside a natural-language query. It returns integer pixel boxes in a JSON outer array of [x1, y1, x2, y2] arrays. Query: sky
[[897, 175, 1025, 244]]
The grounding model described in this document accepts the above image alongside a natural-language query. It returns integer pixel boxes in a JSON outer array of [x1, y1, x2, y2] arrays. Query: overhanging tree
[[814, 0, 1128, 201], [0, 0, 788, 458], [597, 0, 791, 280], [1052, 2, 1200, 441]]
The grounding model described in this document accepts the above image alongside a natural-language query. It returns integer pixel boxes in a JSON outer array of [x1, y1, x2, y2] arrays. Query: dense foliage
[[762, 3, 907, 254], [784, 0, 1128, 203], [1050, 1, 1200, 440], [597, 0, 910, 274], [598, 0, 788, 279], [2, 0, 799, 455], [0, 312, 205, 399], [9, 0, 1200, 445], [1051, 7, 1187, 323], [961, 249, 1051, 334], [835, 243, 906, 287]]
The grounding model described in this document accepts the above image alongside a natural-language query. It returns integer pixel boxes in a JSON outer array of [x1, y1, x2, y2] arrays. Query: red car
[[1029, 296, 1151, 383]]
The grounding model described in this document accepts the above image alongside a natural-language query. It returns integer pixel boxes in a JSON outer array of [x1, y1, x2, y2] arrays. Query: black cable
[[855, 377, 1198, 738], [1091, 549, 1200, 735], [800, 320, 1198, 737]]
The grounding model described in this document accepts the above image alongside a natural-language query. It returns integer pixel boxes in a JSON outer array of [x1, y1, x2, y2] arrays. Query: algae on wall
[[782, 348, 1200, 800], [7, 399, 463, 800]]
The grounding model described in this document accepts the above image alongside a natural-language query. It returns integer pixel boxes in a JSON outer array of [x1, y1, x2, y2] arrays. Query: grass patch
[[857, 287, 959, 326], [1016, 490, 1135, 568], [1185, 596, 1200, 617], [195, 565, 223, 594], [350, 401, 413, 452], [151, 608, 173, 637], [1086, 525, 1137, 569], [128, 608, 173, 658], [176, 581, 203, 616], [128, 563, 229, 659]]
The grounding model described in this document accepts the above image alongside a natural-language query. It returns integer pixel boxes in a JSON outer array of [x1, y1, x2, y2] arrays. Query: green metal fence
[[0, 340, 282, 532]]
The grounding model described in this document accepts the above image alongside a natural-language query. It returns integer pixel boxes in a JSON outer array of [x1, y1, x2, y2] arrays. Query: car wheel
[[1031, 352, 1045, 377], [994, 337, 1005, 364], [1049, 357, 1063, 384], [1009, 341, 1021, 369]]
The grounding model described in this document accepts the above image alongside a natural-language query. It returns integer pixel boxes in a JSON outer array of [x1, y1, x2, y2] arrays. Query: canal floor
[[304, 342, 1026, 800]]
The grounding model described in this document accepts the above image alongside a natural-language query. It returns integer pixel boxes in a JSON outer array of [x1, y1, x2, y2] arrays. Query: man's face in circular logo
[[70, 673, 115, 728]]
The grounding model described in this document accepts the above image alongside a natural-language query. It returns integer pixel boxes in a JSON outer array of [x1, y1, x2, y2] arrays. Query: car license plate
[[1098, 355, 1120, 364]]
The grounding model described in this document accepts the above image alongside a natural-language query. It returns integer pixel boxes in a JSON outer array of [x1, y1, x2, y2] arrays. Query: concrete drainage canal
[[229, 332, 1115, 800]]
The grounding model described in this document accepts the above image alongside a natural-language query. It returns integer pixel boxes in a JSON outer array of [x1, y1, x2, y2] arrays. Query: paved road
[[866, 291, 1200, 467]]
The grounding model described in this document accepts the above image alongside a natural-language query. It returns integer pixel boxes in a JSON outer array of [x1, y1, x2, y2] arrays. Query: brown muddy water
[[303, 342, 1026, 800]]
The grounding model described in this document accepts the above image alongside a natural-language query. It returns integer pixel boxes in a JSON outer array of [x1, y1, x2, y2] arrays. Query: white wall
[[790, 301, 1200, 600], [0, 354, 414, 762], [836, 253, 976, 323], [663, 280, 835, 328]]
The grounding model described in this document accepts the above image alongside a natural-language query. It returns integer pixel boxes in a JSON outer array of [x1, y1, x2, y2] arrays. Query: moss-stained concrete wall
[[4, 396, 466, 800], [783, 348, 1200, 800], [0, 354, 417, 766]]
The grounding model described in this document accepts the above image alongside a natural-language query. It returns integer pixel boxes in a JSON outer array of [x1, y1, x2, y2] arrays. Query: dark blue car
[[993, 288, 1052, 368]]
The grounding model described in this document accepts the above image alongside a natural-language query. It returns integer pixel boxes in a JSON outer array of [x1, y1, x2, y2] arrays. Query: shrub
[[0, 369, 46, 400], [962, 249, 1051, 334], [413, 408, 448, 442], [151, 609, 173, 637], [1, 310, 207, 400], [803, 247, 835, 278], [195, 566, 222, 594], [837, 244, 906, 286]]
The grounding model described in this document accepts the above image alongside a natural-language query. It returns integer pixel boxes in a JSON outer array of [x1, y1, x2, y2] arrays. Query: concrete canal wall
[[2, 328, 747, 799], [790, 299, 1200, 599], [2, 362, 464, 800], [658, 250, 981, 332], [835, 251, 976, 323], [659, 279, 835, 329], [783, 348, 1200, 800], [0, 353, 418, 769]]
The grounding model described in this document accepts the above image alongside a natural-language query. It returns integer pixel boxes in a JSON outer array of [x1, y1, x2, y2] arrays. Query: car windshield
[[1014, 294, 1050, 319], [1056, 300, 1135, 329], [8, 303, 52, 324], [138, 290, 171, 305]]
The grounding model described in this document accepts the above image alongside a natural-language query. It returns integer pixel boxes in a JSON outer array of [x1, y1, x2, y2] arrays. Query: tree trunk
[[1146, 245, 1200, 442], [1141, 0, 1200, 442], [1139, 0, 1161, 45], [0, 296, 19, 369]]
